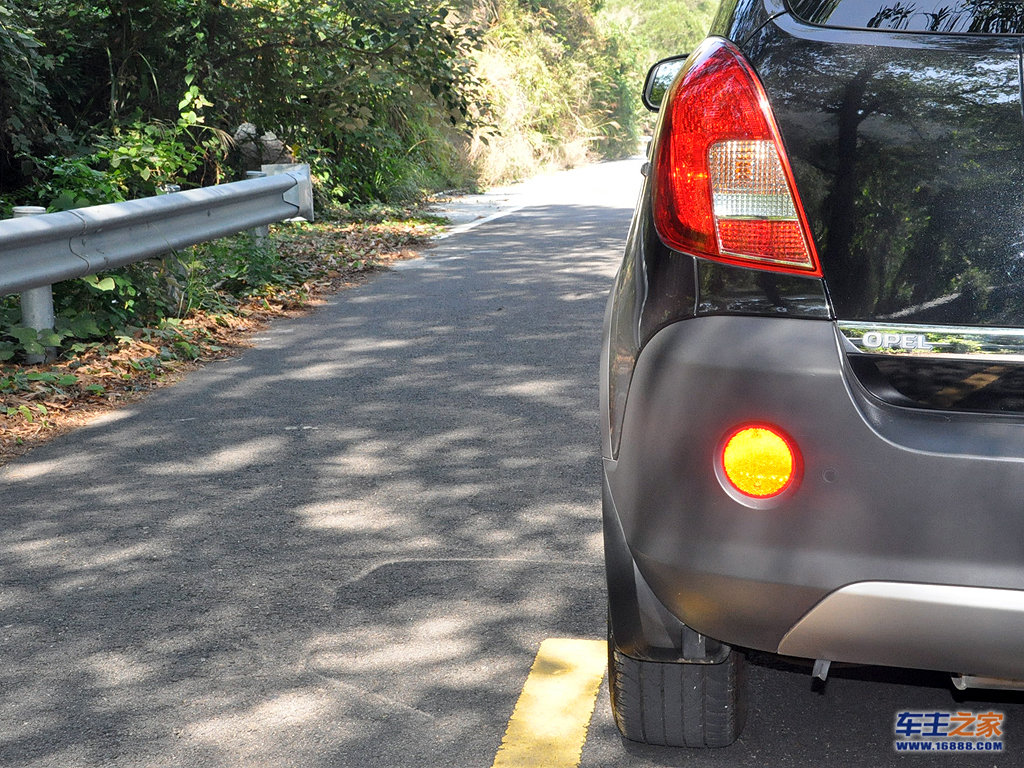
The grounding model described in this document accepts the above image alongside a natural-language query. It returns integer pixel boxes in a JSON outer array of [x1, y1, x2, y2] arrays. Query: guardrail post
[[245, 172, 270, 245], [13, 206, 55, 364]]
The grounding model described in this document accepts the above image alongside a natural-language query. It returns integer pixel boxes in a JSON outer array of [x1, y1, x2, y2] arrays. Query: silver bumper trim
[[777, 582, 1024, 678]]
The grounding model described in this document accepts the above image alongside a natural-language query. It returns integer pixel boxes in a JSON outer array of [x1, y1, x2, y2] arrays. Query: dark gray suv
[[602, 0, 1024, 748]]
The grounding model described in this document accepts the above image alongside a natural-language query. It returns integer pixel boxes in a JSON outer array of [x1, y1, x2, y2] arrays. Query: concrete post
[[245, 172, 270, 245], [13, 206, 55, 364]]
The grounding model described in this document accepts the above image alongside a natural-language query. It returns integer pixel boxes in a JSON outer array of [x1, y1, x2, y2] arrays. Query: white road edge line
[[432, 205, 527, 240]]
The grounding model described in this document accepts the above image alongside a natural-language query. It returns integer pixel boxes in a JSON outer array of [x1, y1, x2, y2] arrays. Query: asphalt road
[[3, 158, 1024, 768]]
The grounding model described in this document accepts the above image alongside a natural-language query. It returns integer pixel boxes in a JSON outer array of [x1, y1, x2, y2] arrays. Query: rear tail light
[[719, 424, 801, 499], [651, 39, 821, 277]]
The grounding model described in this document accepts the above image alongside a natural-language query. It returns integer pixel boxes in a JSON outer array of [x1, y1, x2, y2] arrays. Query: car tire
[[608, 630, 747, 748]]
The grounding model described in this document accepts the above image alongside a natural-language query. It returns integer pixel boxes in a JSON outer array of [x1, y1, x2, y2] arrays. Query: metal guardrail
[[0, 164, 313, 298]]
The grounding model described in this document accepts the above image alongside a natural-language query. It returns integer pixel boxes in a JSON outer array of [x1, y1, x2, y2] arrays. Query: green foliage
[[1, 0, 684, 205], [0, 296, 103, 361], [600, 0, 715, 65], [470, 0, 645, 184], [3, 0, 484, 205], [0, 0, 706, 209], [17, 84, 227, 209], [0, 2, 57, 162], [181, 235, 315, 305], [0, 228, 291, 364], [588, 14, 645, 159], [592, 0, 714, 138], [31, 154, 127, 210], [94, 87, 228, 198], [55, 270, 169, 333]]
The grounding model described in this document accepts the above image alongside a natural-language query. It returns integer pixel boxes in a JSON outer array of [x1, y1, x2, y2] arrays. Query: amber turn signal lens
[[721, 426, 798, 498]]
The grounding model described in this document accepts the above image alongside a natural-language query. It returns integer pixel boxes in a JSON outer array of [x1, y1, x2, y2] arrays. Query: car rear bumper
[[604, 314, 1024, 676]]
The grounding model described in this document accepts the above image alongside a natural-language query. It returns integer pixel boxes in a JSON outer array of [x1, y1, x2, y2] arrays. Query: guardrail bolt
[[245, 172, 271, 245], [12, 206, 56, 365]]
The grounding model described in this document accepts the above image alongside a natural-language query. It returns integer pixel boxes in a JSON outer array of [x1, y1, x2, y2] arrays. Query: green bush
[[0, 229, 298, 363]]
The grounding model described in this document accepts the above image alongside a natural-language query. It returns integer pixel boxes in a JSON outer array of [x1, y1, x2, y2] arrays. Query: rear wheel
[[608, 631, 747, 748]]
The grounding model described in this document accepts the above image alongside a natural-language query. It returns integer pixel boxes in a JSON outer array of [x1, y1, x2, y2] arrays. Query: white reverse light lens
[[709, 140, 797, 219]]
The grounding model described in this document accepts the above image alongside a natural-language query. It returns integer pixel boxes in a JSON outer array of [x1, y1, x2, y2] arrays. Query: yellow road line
[[491, 638, 607, 768]]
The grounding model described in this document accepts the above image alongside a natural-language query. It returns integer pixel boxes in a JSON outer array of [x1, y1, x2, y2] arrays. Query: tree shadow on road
[[0, 201, 628, 767]]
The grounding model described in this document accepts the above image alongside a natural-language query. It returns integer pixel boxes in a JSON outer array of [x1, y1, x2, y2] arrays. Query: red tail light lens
[[651, 39, 821, 277]]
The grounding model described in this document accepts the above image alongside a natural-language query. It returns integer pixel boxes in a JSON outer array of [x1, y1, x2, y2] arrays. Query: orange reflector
[[721, 426, 798, 498]]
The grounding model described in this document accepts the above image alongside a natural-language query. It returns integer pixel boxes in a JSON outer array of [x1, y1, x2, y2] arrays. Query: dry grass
[[470, 43, 594, 187]]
